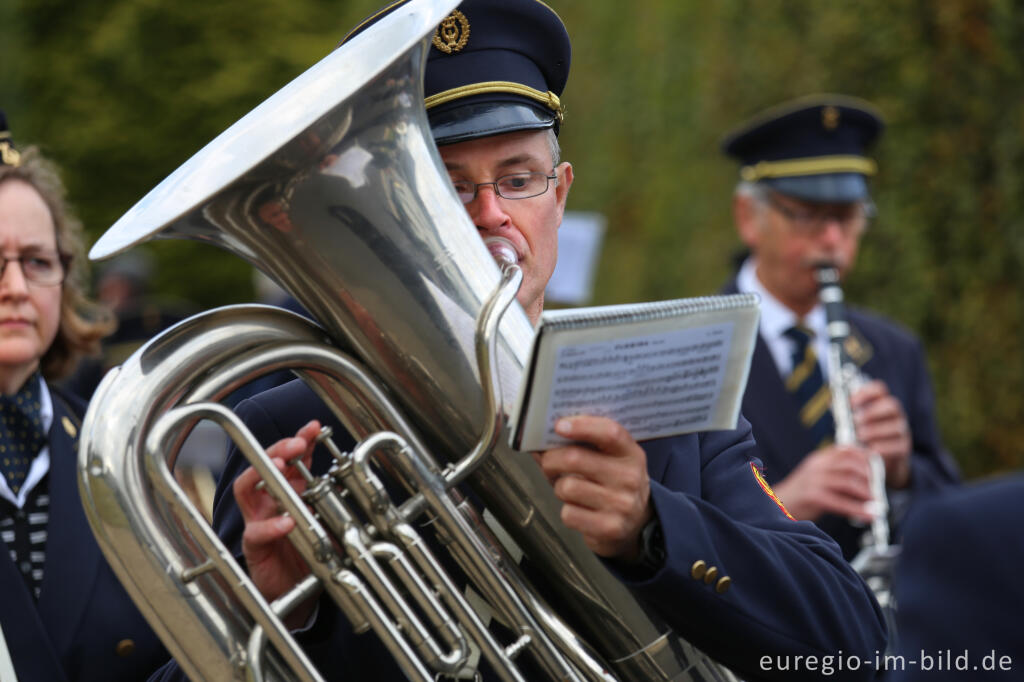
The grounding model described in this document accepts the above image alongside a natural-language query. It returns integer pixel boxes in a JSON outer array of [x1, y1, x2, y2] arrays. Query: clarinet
[[815, 264, 900, 651], [815, 264, 889, 547]]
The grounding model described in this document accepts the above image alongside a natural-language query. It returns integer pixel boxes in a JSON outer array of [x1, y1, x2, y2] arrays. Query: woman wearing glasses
[[0, 113, 167, 681]]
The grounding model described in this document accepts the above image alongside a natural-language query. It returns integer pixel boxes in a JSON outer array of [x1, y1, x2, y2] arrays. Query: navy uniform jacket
[[723, 276, 960, 558], [152, 378, 886, 681], [891, 474, 1024, 681], [0, 386, 167, 682]]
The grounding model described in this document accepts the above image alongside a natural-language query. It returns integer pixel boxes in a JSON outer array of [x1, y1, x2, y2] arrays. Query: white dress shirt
[[737, 257, 830, 380]]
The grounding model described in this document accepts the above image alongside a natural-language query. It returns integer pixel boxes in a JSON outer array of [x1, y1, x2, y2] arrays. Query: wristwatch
[[635, 516, 667, 573]]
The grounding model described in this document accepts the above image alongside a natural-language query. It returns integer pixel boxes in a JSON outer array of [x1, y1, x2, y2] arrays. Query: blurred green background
[[1, 0, 1021, 479]]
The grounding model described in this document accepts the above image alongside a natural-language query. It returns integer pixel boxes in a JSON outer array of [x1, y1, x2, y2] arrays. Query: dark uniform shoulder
[[47, 381, 88, 420], [847, 304, 922, 349]]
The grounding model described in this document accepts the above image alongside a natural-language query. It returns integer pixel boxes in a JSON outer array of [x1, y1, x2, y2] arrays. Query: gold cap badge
[[433, 9, 470, 54], [822, 105, 840, 131]]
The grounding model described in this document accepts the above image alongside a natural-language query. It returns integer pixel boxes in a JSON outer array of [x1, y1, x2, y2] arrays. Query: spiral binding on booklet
[[510, 293, 761, 451]]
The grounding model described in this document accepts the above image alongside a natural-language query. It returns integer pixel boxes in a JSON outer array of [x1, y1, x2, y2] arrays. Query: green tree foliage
[[2, 0, 383, 304], [3, 0, 1021, 477], [556, 0, 1024, 478]]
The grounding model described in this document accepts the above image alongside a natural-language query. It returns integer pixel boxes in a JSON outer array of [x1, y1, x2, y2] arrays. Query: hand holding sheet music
[[510, 294, 760, 451]]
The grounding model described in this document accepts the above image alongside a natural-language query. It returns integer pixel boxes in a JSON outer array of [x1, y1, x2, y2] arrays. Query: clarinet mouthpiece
[[813, 262, 841, 286]]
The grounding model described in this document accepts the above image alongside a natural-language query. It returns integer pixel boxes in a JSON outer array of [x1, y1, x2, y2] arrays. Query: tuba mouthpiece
[[483, 236, 519, 267]]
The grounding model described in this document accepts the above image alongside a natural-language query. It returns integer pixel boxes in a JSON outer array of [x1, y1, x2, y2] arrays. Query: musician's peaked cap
[[344, 0, 571, 146], [721, 95, 884, 202], [0, 109, 20, 167]]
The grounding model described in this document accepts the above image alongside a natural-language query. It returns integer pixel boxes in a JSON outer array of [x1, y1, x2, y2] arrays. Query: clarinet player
[[720, 95, 961, 560]]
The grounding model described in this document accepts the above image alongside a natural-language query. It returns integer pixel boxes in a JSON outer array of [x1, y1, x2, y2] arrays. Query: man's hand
[[773, 445, 876, 523], [234, 419, 322, 627], [851, 379, 912, 488], [532, 416, 653, 561]]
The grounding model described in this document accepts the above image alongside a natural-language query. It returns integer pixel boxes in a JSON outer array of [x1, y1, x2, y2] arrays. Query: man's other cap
[[720, 95, 884, 203], [344, 0, 571, 146], [0, 110, 21, 167]]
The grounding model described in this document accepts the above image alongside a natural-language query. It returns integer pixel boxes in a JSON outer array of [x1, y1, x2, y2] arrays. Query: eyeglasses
[[765, 193, 871, 235], [451, 171, 557, 204], [0, 251, 71, 286]]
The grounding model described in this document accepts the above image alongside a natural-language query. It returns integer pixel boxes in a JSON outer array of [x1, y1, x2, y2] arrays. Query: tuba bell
[[78, 1, 739, 679]]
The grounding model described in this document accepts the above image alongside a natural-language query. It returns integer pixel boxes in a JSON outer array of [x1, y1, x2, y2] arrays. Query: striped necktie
[[0, 374, 46, 496], [783, 325, 835, 448]]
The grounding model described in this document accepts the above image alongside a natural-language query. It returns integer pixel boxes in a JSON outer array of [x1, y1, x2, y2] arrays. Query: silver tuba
[[79, 1, 739, 680]]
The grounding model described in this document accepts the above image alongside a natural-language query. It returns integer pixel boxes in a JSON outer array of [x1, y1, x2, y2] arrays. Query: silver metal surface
[[815, 264, 900, 652], [79, 0, 740, 679], [814, 265, 890, 543]]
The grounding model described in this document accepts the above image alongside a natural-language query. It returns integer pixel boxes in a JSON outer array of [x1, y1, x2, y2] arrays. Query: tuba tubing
[[80, 1, 740, 679], [84, 304, 593, 681]]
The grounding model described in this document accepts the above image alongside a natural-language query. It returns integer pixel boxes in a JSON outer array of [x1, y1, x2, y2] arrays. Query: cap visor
[[763, 173, 869, 203], [430, 101, 555, 146]]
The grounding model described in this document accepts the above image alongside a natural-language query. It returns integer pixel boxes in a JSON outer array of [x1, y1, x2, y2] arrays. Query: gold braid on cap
[[741, 155, 876, 182], [0, 132, 20, 167], [424, 81, 564, 123]]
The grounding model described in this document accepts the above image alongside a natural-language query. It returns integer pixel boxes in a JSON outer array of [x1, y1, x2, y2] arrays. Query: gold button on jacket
[[115, 639, 136, 657]]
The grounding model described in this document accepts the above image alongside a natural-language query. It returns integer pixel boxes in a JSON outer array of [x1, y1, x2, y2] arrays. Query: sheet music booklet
[[509, 293, 760, 451]]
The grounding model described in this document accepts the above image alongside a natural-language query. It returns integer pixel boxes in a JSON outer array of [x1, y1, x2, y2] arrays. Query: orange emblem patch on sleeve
[[750, 462, 796, 521]]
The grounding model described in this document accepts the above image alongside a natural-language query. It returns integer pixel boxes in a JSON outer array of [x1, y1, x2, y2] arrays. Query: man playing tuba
[[153, 1, 887, 680]]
